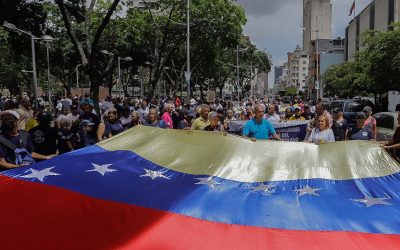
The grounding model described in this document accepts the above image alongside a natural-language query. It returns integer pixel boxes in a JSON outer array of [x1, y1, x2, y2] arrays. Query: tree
[[55, 0, 122, 111], [358, 24, 400, 94], [322, 61, 372, 98]]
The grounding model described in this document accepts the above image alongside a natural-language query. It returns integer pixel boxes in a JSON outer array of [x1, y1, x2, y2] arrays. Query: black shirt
[[29, 124, 58, 155]]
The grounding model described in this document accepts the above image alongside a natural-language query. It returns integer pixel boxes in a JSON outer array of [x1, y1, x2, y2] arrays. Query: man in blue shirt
[[242, 104, 281, 141]]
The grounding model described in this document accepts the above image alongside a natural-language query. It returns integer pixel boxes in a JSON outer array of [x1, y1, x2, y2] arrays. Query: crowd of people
[[0, 93, 399, 170]]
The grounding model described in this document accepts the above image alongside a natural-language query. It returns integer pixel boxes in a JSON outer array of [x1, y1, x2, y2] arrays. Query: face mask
[[285, 114, 291, 118], [1, 120, 15, 132], [295, 114, 300, 118]]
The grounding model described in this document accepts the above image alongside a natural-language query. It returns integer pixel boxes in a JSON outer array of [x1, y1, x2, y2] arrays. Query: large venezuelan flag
[[1, 126, 400, 249]]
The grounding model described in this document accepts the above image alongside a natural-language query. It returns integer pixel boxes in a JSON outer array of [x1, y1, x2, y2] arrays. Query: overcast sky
[[236, 0, 372, 85]]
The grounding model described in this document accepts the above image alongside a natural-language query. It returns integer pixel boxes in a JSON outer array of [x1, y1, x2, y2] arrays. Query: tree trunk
[[199, 82, 204, 101], [88, 67, 101, 115], [219, 84, 223, 99]]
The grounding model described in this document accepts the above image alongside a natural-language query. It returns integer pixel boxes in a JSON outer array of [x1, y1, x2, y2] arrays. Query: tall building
[[346, 0, 400, 61], [274, 66, 283, 85], [303, 0, 332, 53], [287, 45, 309, 94], [306, 38, 345, 99]]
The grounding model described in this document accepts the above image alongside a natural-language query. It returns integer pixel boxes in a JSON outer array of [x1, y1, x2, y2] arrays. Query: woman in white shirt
[[307, 114, 335, 144]]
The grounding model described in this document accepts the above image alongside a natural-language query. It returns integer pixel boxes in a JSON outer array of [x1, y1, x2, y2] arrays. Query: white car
[[373, 112, 399, 141]]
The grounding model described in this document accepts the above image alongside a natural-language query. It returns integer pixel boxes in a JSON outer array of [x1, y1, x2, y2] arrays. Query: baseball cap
[[0, 110, 20, 120], [187, 110, 196, 117], [363, 106, 372, 113], [209, 112, 219, 119], [79, 119, 95, 127], [80, 99, 94, 106], [356, 112, 366, 119]]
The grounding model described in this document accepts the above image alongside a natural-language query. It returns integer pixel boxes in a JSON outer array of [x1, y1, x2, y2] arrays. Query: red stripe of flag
[[349, 0, 355, 16], [1, 175, 400, 249]]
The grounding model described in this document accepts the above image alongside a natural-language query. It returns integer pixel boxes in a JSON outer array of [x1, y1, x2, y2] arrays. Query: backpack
[[0, 131, 35, 166]]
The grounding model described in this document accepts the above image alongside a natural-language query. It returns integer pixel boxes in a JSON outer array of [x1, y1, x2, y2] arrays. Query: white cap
[[0, 110, 20, 120]]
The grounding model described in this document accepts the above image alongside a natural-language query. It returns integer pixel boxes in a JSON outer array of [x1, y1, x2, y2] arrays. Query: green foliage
[[322, 62, 372, 98], [322, 22, 400, 98], [357, 23, 400, 93], [1, 0, 271, 101], [284, 86, 297, 96]]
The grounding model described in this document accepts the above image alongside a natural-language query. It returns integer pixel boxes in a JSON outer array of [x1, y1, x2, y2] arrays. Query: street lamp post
[[234, 46, 248, 102], [3, 22, 40, 108], [76, 64, 82, 99], [101, 50, 132, 97], [117, 56, 133, 97], [42, 35, 54, 111], [185, 0, 191, 101]]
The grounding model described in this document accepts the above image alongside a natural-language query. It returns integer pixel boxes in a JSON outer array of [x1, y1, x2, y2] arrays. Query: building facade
[[346, 0, 400, 61], [303, 0, 332, 53], [274, 66, 283, 85], [306, 38, 345, 98], [287, 45, 309, 94]]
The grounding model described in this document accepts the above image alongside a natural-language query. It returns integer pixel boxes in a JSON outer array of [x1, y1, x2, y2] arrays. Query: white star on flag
[[294, 185, 321, 196], [86, 163, 117, 176], [352, 196, 391, 207], [195, 177, 220, 189], [252, 183, 275, 194], [20, 167, 60, 182], [140, 169, 170, 180]]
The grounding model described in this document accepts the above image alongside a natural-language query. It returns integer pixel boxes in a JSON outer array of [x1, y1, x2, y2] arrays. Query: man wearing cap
[[363, 106, 377, 139], [75, 120, 96, 149], [67, 104, 80, 123], [15, 97, 34, 130], [29, 111, 58, 158], [204, 112, 224, 132], [0, 110, 50, 170], [289, 107, 305, 121], [78, 100, 102, 142], [348, 113, 374, 140], [191, 104, 210, 130], [242, 104, 281, 141], [178, 110, 195, 130]]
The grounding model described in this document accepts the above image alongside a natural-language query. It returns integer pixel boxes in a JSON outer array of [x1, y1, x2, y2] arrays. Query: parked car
[[373, 112, 399, 141], [329, 99, 375, 125]]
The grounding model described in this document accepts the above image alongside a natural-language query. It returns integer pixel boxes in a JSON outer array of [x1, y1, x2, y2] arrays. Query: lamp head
[[100, 50, 113, 56], [41, 35, 54, 42], [122, 56, 133, 62], [3, 22, 16, 30]]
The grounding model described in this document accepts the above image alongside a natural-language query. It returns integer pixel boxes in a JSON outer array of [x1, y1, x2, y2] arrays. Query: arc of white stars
[[252, 183, 275, 194], [20, 167, 60, 182], [195, 177, 220, 189], [140, 169, 170, 180], [294, 185, 321, 197], [352, 196, 391, 207], [86, 163, 117, 176]]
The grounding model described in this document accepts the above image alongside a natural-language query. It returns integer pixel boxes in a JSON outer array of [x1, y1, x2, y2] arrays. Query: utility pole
[[236, 45, 240, 102]]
